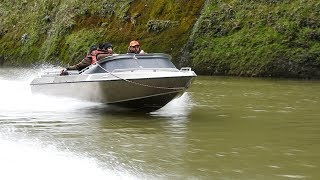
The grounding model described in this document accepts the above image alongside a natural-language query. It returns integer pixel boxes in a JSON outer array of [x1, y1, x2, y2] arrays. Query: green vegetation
[[0, 0, 204, 66], [190, 0, 320, 78], [0, 0, 319, 78]]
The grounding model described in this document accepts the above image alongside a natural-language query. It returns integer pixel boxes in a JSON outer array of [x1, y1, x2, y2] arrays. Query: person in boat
[[95, 42, 113, 61], [127, 40, 145, 54], [60, 42, 113, 75]]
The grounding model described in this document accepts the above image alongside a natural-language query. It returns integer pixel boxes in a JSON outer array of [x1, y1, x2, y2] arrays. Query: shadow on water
[[79, 92, 195, 120]]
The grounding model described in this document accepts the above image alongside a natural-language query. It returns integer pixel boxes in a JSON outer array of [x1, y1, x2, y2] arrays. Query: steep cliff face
[[1, 0, 319, 78], [0, 0, 205, 66], [190, 0, 320, 78]]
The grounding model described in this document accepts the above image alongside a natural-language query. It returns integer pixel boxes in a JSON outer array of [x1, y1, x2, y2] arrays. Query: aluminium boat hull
[[31, 71, 195, 110], [30, 53, 196, 111]]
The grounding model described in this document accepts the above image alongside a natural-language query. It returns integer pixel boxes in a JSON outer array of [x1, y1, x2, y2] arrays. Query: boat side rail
[[111, 68, 179, 73], [110, 67, 194, 73], [40, 70, 79, 77], [79, 65, 92, 74], [39, 70, 60, 77], [180, 67, 192, 72]]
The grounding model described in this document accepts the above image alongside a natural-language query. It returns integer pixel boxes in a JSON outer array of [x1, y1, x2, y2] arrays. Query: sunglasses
[[130, 45, 140, 48]]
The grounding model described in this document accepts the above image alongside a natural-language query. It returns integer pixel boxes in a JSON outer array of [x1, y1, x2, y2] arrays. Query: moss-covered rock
[[0, 0, 204, 67], [190, 0, 320, 78]]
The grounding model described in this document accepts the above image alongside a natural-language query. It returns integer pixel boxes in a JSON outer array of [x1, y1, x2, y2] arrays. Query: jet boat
[[30, 53, 196, 111]]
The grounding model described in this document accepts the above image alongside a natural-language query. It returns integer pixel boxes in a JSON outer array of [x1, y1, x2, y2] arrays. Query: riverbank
[[188, 0, 320, 79]]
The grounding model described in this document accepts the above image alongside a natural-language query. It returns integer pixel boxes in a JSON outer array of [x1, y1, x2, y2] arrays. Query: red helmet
[[129, 40, 140, 47]]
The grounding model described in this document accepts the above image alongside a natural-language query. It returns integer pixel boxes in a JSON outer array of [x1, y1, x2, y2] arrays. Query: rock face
[[189, 0, 320, 78], [0, 0, 205, 67], [0, 0, 319, 78]]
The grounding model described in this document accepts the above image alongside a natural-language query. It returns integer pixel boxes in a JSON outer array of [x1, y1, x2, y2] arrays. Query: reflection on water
[[1, 68, 320, 179], [187, 76, 320, 179]]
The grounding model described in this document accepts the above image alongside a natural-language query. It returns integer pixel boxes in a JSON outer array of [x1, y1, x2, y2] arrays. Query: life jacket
[[90, 50, 108, 64]]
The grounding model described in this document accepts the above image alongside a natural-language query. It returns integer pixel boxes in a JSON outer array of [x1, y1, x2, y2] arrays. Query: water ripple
[[276, 174, 308, 179]]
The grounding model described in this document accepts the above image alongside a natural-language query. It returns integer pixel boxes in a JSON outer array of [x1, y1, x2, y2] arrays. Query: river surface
[[0, 67, 319, 180]]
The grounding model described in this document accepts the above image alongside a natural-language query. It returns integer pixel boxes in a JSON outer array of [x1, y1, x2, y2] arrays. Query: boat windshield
[[82, 53, 177, 74]]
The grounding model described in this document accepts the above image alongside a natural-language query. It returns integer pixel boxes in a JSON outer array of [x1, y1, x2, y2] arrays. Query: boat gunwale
[[30, 75, 196, 86]]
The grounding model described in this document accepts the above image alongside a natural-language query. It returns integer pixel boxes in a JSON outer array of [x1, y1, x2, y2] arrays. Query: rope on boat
[[96, 63, 186, 90]]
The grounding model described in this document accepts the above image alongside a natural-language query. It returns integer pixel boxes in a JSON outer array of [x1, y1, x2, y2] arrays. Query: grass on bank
[[191, 0, 320, 78], [0, 0, 204, 67]]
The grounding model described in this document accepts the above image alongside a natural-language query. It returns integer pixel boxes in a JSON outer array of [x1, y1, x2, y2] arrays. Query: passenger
[[60, 42, 113, 75], [94, 42, 113, 61], [127, 40, 145, 54], [60, 45, 98, 75]]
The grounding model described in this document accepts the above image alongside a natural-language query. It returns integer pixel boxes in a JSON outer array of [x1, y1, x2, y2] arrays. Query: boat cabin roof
[[82, 53, 177, 74]]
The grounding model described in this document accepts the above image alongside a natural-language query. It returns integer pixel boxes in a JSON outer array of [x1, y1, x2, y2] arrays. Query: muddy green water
[[0, 68, 319, 179]]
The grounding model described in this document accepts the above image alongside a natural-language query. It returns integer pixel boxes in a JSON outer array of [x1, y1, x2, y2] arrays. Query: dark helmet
[[98, 43, 104, 50], [89, 45, 98, 53], [102, 42, 113, 50]]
